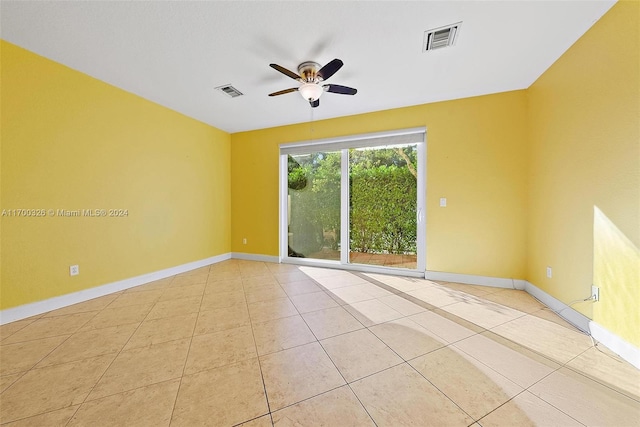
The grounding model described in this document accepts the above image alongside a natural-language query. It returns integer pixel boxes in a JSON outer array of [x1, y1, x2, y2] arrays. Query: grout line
[[167, 271, 207, 425], [244, 266, 276, 419]]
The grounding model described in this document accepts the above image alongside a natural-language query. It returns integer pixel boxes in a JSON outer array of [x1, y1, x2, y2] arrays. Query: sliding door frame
[[279, 127, 426, 277]]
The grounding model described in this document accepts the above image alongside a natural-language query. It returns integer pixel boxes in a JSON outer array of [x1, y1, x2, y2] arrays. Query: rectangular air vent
[[215, 84, 243, 98], [423, 22, 461, 52]]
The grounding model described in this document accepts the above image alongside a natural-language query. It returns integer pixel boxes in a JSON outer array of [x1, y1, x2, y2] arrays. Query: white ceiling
[[1, 1, 615, 133]]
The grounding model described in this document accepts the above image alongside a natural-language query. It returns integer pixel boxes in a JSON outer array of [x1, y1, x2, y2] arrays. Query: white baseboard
[[424, 271, 525, 290], [0, 253, 232, 325], [523, 281, 591, 333], [231, 252, 280, 263], [590, 321, 640, 370]]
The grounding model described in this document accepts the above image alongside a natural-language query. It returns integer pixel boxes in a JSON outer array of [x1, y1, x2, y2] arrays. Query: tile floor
[[1, 260, 639, 426]]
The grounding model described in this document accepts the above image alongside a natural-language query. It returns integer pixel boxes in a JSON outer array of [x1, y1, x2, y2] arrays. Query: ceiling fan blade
[[269, 64, 302, 81], [324, 84, 357, 95], [268, 87, 298, 97], [317, 58, 343, 80], [310, 99, 320, 108]]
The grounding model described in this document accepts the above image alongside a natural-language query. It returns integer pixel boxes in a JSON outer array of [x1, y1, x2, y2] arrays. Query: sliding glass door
[[286, 150, 341, 260], [349, 144, 418, 269], [280, 128, 425, 274]]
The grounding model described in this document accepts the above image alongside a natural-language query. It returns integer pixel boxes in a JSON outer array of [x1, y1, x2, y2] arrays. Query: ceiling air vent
[[215, 84, 243, 98], [423, 22, 461, 52]]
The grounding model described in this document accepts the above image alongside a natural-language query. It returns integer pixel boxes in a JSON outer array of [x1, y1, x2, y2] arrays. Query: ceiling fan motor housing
[[297, 61, 321, 82]]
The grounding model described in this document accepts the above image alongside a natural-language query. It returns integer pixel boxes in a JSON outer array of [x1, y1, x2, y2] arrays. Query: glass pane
[[349, 144, 418, 269], [287, 151, 341, 260]]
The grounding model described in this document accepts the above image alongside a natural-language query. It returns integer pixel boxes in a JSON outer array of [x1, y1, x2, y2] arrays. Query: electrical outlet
[[70, 265, 79, 276], [546, 266, 552, 278], [439, 197, 447, 207], [591, 285, 600, 302], [242, 238, 247, 245]]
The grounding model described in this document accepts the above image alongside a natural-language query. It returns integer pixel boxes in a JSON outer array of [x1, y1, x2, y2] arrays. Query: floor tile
[[210, 261, 240, 274], [0, 372, 23, 393], [124, 277, 173, 293], [205, 271, 242, 292], [145, 297, 201, 320], [80, 304, 153, 330], [280, 279, 323, 297], [171, 358, 268, 426], [478, 391, 583, 426], [3, 312, 97, 344], [313, 273, 369, 290], [272, 386, 375, 426], [200, 290, 246, 310], [351, 363, 473, 426], [170, 273, 208, 287], [529, 307, 581, 331], [344, 299, 404, 327], [267, 263, 300, 274], [242, 274, 279, 292], [273, 271, 310, 284], [195, 304, 250, 334], [159, 284, 205, 301], [0, 405, 79, 426], [408, 285, 474, 308], [566, 346, 640, 401], [410, 346, 523, 420], [0, 319, 37, 342], [248, 297, 298, 323], [260, 342, 345, 411], [123, 313, 196, 350], [178, 266, 211, 276], [479, 289, 545, 313], [290, 291, 339, 313], [298, 266, 345, 280], [37, 323, 138, 367], [253, 315, 316, 356], [68, 379, 179, 427], [108, 289, 164, 309], [240, 265, 272, 279], [529, 367, 640, 426], [245, 284, 288, 304], [326, 284, 378, 305], [0, 335, 68, 375], [301, 306, 365, 340], [87, 338, 190, 401], [441, 298, 525, 329], [42, 294, 119, 317], [408, 310, 478, 343], [362, 273, 432, 293], [369, 317, 446, 360], [453, 333, 559, 388], [437, 281, 501, 297], [184, 325, 256, 375], [491, 314, 593, 364], [320, 329, 403, 382], [0, 354, 114, 423], [241, 415, 274, 427], [377, 294, 427, 316]]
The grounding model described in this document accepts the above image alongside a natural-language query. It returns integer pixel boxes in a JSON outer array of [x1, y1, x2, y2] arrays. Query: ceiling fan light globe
[[299, 83, 323, 102]]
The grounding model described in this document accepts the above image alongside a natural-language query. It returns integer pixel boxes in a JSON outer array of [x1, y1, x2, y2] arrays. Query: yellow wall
[[527, 1, 639, 346], [1, 41, 231, 309], [231, 91, 529, 279]]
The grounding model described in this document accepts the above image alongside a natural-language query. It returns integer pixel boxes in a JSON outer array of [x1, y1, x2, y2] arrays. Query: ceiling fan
[[268, 58, 357, 108]]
